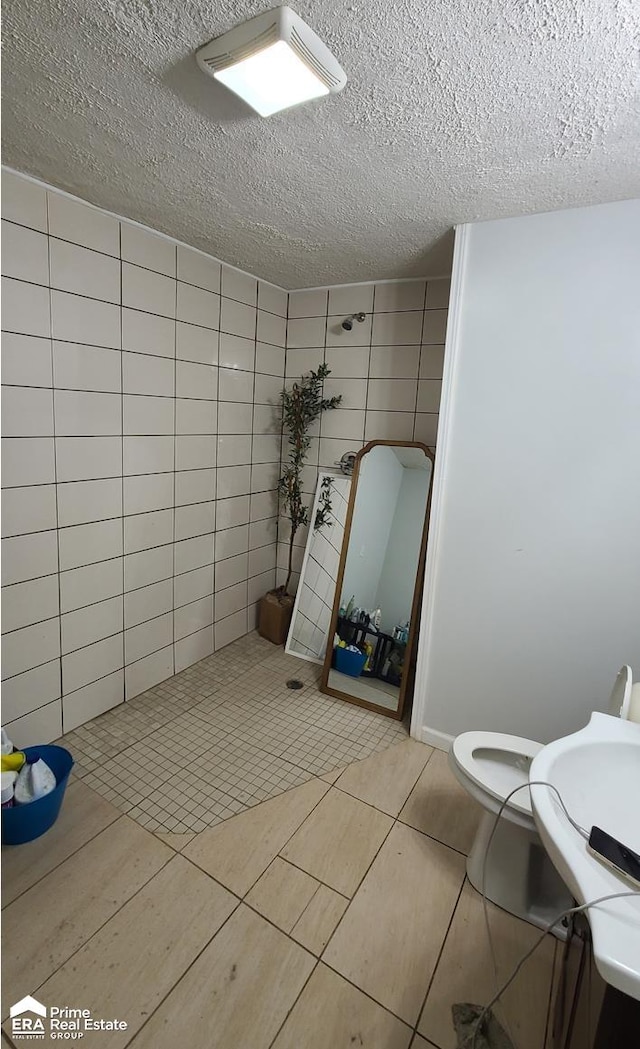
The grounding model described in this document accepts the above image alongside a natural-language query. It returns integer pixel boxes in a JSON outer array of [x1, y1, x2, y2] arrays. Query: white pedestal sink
[[530, 712, 640, 1000]]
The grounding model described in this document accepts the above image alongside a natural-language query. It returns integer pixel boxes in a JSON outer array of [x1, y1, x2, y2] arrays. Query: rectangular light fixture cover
[[196, 5, 347, 117]]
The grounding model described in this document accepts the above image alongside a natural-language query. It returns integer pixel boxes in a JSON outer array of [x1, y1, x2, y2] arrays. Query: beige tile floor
[[2, 738, 560, 1049], [55, 632, 409, 835]]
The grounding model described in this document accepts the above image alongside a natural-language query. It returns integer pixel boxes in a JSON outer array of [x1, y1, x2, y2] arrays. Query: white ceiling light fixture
[[196, 5, 347, 118]]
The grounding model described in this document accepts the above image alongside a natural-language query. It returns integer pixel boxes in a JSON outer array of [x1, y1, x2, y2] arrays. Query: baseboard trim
[[419, 726, 454, 751]]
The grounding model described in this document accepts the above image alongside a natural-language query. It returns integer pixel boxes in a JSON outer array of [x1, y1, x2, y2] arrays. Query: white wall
[[341, 447, 403, 610], [376, 467, 430, 633], [414, 199, 640, 747], [1, 168, 286, 745]]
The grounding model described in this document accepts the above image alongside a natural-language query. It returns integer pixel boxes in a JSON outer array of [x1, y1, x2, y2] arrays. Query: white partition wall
[[414, 199, 640, 747]]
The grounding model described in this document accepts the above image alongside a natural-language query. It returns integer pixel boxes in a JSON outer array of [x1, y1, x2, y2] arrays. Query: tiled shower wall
[[1, 169, 450, 744], [277, 278, 449, 589], [1, 169, 287, 744]]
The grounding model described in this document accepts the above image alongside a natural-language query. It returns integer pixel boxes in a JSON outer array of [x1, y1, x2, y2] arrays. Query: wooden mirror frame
[[320, 440, 435, 720]]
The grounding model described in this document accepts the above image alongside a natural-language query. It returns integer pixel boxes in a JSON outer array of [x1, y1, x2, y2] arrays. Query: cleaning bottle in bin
[[14, 757, 56, 805], [1, 771, 17, 809]]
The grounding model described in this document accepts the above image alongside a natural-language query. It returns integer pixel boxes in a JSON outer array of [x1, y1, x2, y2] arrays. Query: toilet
[[448, 666, 633, 935]]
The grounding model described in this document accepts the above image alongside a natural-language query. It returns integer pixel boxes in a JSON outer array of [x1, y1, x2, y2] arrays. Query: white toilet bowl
[[449, 732, 573, 934], [448, 666, 633, 935]]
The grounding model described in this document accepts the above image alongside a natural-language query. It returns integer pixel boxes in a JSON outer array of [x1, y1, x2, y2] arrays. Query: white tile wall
[[121, 222, 176, 277], [63, 671, 124, 734], [47, 192, 120, 255], [3, 276, 51, 337], [280, 277, 450, 587], [3, 333, 53, 387], [122, 262, 175, 318], [2, 575, 60, 632], [49, 238, 120, 303], [2, 485, 58, 537], [2, 219, 49, 285], [177, 245, 220, 292], [61, 597, 123, 654], [2, 661, 61, 724], [2, 530, 58, 586], [1, 170, 286, 743], [51, 289, 120, 348], [125, 579, 173, 629], [53, 341, 122, 392], [1, 171, 48, 232], [176, 323, 218, 366], [123, 309, 175, 358], [1, 170, 451, 743]]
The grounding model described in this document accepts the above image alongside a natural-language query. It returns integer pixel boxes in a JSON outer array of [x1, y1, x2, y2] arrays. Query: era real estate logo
[[10, 998, 46, 1039], [10, 996, 128, 1040]]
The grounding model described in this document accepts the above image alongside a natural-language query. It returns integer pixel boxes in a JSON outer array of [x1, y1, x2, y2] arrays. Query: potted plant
[[258, 363, 342, 645]]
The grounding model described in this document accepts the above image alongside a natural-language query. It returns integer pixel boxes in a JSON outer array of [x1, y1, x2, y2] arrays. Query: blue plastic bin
[[2, 745, 74, 845], [334, 647, 367, 677]]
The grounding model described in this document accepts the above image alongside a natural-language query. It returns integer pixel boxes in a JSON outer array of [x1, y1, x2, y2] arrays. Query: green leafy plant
[[314, 475, 334, 532], [278, 363, 341, 595]]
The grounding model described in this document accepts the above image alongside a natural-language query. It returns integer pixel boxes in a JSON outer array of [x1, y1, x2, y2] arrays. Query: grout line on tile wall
[[245, 264, 260, 632], [45, 204, 65, 737], [3, 266, 283, 323], [170, 241, 178, 678], [364, 288, 374, 445], [413, 282, 429, 440], [118, 219, 127, 707]]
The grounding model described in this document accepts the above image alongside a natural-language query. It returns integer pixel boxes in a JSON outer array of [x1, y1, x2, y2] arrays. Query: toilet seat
[[451, 731, 543, 817]]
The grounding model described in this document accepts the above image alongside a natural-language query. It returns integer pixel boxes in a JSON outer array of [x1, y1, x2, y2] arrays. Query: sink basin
[[530, 712, 640, 1000]]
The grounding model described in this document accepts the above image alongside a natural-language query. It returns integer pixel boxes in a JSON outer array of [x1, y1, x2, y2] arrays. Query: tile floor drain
[[286, 679, 305, 690], [56, 633, 408, 834]]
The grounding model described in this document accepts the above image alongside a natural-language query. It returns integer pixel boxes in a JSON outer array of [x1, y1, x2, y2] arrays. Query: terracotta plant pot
[[258, 588, 295, 646]]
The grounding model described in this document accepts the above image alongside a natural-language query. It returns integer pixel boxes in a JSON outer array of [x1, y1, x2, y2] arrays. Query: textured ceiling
[[2, 0, 639, 287]]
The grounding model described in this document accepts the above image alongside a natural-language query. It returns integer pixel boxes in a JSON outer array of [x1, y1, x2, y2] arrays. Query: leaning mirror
[[320, 441, 434, 719], [286, 473, 352, 663]]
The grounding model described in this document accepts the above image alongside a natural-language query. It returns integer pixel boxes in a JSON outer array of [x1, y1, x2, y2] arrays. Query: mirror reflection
[[285, 473, 351, 663], [322, 442, 434, 718]]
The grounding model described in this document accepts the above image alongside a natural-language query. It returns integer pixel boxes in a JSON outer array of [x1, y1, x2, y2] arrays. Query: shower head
[[341, 312, 366, 331]]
